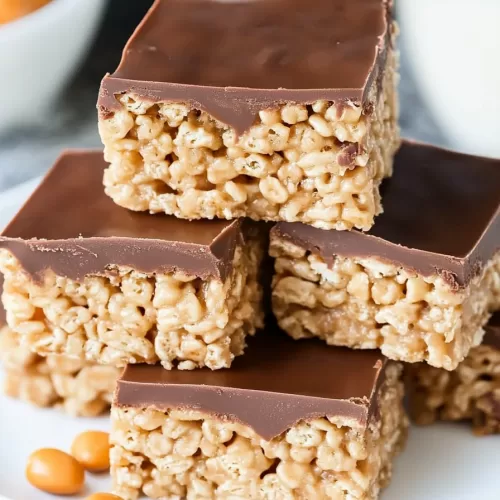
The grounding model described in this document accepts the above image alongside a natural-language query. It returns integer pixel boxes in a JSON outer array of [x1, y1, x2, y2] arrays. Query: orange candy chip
[[26, 448, 85, 495]]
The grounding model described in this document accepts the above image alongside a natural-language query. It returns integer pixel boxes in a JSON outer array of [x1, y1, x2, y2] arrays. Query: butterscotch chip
[[71, 431, 111, 472], [26, 448, 85, 495], [271, 141, 500, 370], [408, 313, 500, 435], [98, 0, 399, 231]]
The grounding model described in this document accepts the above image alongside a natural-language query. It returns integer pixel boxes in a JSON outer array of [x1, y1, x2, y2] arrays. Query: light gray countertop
[[0, 43, 446, 193]]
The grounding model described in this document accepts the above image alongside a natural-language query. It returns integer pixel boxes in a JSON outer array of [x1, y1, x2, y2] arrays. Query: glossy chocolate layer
[[116, 329, 390, 440], [483, 312, 500, 349], [99, 0, 393, 134], [0, 151, 246, 282], [273, 141, 500, 288]]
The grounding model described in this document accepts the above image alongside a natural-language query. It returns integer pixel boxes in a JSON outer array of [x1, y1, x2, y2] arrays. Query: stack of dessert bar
[[0, 0, 499, 498]]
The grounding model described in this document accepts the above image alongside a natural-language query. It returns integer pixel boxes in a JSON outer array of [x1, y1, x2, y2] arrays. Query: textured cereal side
[[110, 364, 406, 500], [270, 234, 500, 370], [99, 40, 399, 231], [0, 238, 264, 370], [409, 344, 500, 435], [0, 325, 119, 417]]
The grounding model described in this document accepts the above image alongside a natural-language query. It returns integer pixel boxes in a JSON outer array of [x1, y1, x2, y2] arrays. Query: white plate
[[0, 177, 498, 500]]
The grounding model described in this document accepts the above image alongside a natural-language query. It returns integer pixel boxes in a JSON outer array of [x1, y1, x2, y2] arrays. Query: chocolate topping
[[116, 329, 390, 440], [273, 141, 500, 288], [99, 0, 393, 134], [0, 151, 246, 282], [483, 312, 500, 349]]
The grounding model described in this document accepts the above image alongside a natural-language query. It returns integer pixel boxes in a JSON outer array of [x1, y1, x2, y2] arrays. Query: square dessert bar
[[98, 0, 399, 231], [271, 141, 500, 370], [0, 324, 119, 417], [111, 330, 407, 500], [0, 151, 265, 370], [409, 312, 500, 435]]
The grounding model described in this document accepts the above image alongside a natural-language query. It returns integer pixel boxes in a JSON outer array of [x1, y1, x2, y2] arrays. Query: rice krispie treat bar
[[111, 329, 407, 500], [0, 324, 119, 417], [0, 151, 265, 370], [98, 0, 399, 231], [409, 312, 500, 435], [0, 279, 117, 417], [271, 141, 500, 370]]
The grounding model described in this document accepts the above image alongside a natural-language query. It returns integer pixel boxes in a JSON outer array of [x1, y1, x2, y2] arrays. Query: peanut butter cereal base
[[409, 344, 500, 435], [110, 364, 407, 500], [99, 46, 399, 231], [270, 233, 500, 370], [0, 239, 264, 370], [0, 326, 119, 417]]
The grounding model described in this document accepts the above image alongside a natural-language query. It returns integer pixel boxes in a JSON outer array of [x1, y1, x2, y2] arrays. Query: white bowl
[[398, 1, 500, 158], [0, 0, 106, 134]]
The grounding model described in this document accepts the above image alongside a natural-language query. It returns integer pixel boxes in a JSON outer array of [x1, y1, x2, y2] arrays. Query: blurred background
[[1, 0, 498, 193]]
